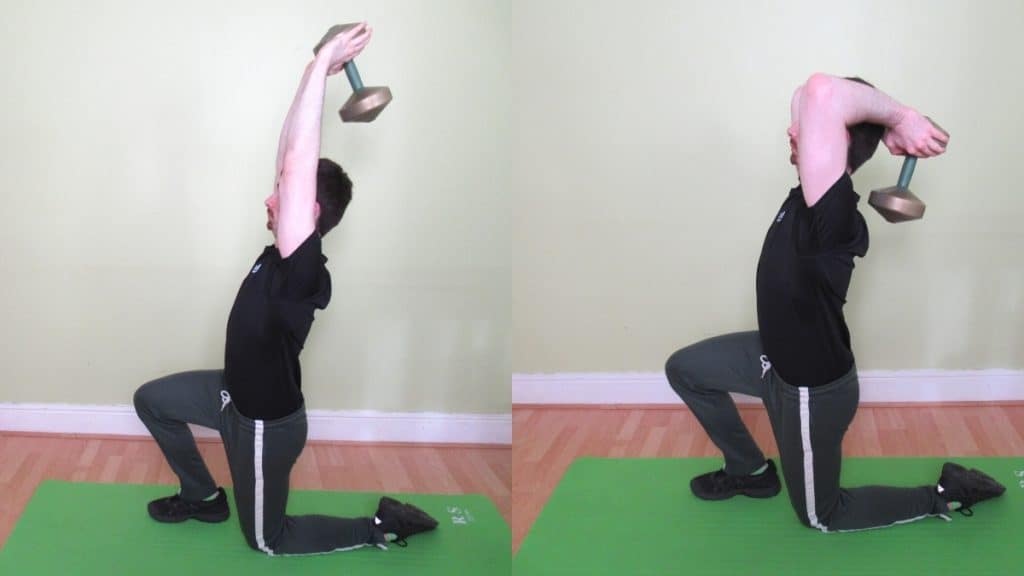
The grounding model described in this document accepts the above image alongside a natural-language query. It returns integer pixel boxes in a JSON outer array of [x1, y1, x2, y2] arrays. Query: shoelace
[[164, 495, 199, 515], [386, 516, 409, 547], [379, 505, 410, 547], [943, 470, 1003, 516], [380, 500, 438, 547], [394, 508, 416, 547], [710, 469, 741, 489], [390, 504, 435, 547], [760, 355, 772, 378], [220, 390, 232, 412]]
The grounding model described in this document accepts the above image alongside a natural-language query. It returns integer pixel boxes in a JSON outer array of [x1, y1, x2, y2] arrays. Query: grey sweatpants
[[133, 370, 376, 554], [665, 331, 946, 532]]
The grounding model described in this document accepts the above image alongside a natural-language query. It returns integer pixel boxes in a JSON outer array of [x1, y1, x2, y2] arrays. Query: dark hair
[[844, 77, 885, 173], [316, 157, 352, 236]]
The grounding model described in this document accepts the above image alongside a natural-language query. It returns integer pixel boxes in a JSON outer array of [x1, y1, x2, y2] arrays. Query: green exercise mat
[[0, 481, 509, 575], [516, 457, 1023, 576]]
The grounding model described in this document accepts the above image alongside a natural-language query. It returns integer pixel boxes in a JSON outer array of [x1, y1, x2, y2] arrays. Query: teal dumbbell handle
[[897, 156, 916, 189], [344, 61, 364, 92]]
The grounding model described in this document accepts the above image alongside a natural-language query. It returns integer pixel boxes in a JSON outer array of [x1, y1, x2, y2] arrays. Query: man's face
[[263, 188, 322, 239], [788, 85, 801, 167], [264, 190, 279, 237], [788, 123, 799, 166]]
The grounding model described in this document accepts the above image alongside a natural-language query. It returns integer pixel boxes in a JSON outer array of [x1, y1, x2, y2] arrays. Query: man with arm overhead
[[133, 23, 437, 554]]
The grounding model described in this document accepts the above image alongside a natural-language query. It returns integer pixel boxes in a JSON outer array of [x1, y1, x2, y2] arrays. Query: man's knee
[[133, 380, 158, 415], [243, 535, 266, 554], [133, 375, 174, 417], [665, 346, 698, 396], [787, 496, 835, 532], [241, 524, 277, 555]]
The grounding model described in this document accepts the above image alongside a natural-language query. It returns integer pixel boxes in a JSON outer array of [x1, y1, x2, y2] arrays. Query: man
[[665, 74, 1005, 532], [133, 23, 437, 554]]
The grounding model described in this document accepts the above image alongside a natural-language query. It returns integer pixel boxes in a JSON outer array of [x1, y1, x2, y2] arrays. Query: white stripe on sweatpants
[[250, 420, 371, 556], [799, 387, 828, 532], [254, 420, 274, 555]]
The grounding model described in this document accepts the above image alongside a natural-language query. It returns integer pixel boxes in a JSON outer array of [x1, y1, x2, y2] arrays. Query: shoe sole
[[691, 481, 782, 501], [696, 483, 782, 498], [148, 509, 230, 524]]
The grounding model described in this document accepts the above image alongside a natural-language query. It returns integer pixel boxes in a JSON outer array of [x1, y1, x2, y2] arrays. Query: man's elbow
[[801, 73, 836, 107]]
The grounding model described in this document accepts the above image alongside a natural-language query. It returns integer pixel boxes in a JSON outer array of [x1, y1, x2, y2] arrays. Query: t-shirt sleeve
[[270, 232, 332, 344], [808, 173, 867, 256]]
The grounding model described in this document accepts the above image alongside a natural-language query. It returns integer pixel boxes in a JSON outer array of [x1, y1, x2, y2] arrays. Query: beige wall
[[0, 0, 512, 412], [511, 0, 1024, 373], [4, 0, 1022, 411]]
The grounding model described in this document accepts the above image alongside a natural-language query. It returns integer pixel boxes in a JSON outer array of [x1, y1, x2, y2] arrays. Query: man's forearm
[[822, 74, 907, 128], [278, 56, 332, 175], [275, 62, 316, 176]]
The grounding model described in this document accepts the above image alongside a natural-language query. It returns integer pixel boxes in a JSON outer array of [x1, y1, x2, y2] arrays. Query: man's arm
[[274, 62, 316, 183], [796, 73, 949, 207], [275, 23, 372, 258]]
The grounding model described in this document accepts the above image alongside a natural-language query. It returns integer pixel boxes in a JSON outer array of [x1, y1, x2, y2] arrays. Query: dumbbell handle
[[344, 61, 364, 92], [897, 156, 916, 189]]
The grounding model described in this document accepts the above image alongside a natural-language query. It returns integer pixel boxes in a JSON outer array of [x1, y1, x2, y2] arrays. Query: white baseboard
[[0, 404, 511, 445], [512, 370, 1024, 405]]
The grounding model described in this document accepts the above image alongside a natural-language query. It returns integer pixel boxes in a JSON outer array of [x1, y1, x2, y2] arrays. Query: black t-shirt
[[755, 173, 869, 387], [224, 232, 331, 420]]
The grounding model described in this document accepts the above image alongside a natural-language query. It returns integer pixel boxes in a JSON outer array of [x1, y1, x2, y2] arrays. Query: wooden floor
[[511, 404, 1024, 553], [0, 433, 510, 550]]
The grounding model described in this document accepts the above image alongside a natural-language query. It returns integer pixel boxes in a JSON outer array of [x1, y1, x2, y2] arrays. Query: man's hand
[[318, 23, 373, 76], [883, 110, 950, 158]]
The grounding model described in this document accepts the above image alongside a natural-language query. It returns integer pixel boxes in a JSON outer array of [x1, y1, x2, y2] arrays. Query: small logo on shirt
[[775, 210, 787, 223], [251, 263, 262, 275]]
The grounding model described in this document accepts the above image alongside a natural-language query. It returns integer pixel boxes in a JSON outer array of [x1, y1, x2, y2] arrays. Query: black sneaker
[[690, 459, 782, 501], [936, 462, 1006, 516], [374, 496, 439, 547], [147, 487, 230, 523]]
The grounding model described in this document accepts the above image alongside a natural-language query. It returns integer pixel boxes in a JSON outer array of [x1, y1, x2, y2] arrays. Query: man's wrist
[[887, 104, 911, 130], [310, 51, 333, 75]]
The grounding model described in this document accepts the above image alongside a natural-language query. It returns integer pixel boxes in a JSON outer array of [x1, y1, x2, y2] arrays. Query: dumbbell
[[313, 24, 392, 123], [868, 117, 948, 223], [868, 157, 924, 222]]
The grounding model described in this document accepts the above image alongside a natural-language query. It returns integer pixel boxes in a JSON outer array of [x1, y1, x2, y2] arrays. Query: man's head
[[788, 76, 885, 174], [313, 158, 353, 235], [264, 158, 353, 238]]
